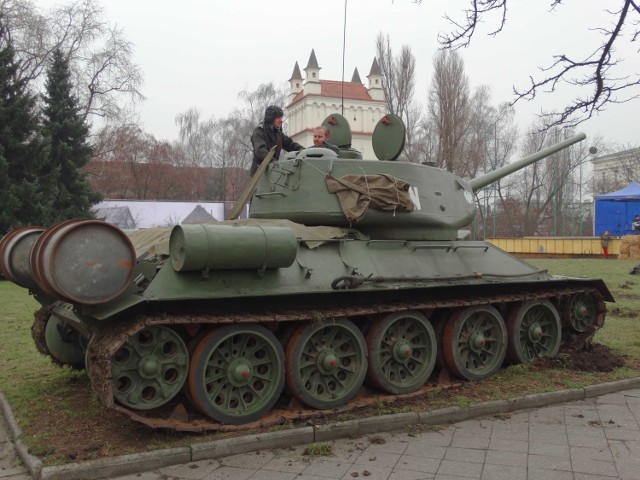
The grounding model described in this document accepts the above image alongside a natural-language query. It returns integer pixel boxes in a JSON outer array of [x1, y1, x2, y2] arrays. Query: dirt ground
[[534, 342, 626, 372], [22, 340, 632, 465]]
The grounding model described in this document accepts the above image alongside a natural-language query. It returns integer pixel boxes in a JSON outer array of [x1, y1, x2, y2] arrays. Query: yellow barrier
[[486, 237, 620, 256]]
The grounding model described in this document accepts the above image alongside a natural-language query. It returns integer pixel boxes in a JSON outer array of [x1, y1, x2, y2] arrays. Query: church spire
[[367, 57, 384, 101], [304, 49, 321, 85], [306, 49, 320, 69], [368, 57, 382, 77], [289, 61, 302, 81], [351, 67, 362, 84], [288, 61, 303, 100]]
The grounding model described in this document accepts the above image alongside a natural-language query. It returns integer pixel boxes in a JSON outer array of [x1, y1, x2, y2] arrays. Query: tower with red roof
[[286, 50, 386, 158]]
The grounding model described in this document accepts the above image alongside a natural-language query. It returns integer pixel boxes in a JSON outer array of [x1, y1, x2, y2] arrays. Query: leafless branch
[[434, 0, 640, 129]]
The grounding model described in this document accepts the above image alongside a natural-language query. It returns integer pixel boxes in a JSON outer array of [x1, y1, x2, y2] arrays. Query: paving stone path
[[4, 388, 640, 479]]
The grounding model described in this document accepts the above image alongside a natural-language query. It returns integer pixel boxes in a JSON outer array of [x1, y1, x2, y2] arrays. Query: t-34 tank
[[0, 114, 613, 430]]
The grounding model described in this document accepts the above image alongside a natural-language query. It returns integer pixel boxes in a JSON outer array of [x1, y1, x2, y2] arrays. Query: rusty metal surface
[[84, 285, 606, 432], [30, 219, 82, 299], [30, 307, 53, 360], [45, 220, 137, 305], [0, 227, 45, 289]]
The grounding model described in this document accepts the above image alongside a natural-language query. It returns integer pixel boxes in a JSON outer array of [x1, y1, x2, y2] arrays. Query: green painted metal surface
[[372, 114, 405, 161], [111, 326, 189, 410], [0, 112, 617, 428], [169, 224, 297, 272], [322, 113, 352, 148], [187, 325, 285, 424], [44, 315, 85, 369]]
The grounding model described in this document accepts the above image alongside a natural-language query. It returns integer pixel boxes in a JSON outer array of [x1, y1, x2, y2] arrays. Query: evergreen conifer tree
[[41, 48, 101, 222], [0, 18, 49, 235]]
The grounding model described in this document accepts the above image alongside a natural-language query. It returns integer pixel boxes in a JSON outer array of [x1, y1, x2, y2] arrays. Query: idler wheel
[[44, 315, 86, 369], [442, 305, 507, 381], [285, 319, 367, 410], [506, 300, 561, 364], [366, 311, 437, 394], [563, 292, 598, 333], [187, 325, 284, 424], [111, 326, 189, 410]]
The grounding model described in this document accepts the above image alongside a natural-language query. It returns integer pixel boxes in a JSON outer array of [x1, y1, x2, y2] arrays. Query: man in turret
[[250, 106, 303, 175], [312, 126, 339, 155]]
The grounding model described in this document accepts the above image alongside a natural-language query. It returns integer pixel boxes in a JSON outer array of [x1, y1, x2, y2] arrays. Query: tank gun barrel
[[468, 132, 586, 193]]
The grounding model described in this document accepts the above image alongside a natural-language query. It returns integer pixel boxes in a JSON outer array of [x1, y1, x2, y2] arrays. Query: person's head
[[313, 126, 330, 146], [264, 105, 284, 128], [605, 230, 610, 234]]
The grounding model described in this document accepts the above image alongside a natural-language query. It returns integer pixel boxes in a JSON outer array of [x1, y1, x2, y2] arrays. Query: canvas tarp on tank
[[594, 182, 640, 236], [325, 174, 414, 223]]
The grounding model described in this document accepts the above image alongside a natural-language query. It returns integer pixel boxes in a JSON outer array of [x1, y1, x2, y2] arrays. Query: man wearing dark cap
[[250, 106, 303, 175]]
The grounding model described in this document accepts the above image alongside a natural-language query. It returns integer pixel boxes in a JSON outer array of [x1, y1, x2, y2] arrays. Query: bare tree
[[214, 116, 252, 201], [494, 123, 591, 236], [235, 83, 288, 133], [412, 117, 439, 165], [463, 87, 518, 236], [375, 33, 423, 162], [175, 108, 216, 168], [432, 0, 640, 129], [375, 33, 417, 121], [428, 49, 471, 173], [87, 125, 191, 200], [232, 81, 289, 164], [0, 0, 143, 126]]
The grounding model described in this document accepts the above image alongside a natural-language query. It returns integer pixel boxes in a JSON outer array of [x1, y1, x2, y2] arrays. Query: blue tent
[[594, 182, 640, 236]]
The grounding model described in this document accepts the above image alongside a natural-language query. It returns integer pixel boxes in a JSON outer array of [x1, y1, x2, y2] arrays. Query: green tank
[[0, 114, 612, 430]]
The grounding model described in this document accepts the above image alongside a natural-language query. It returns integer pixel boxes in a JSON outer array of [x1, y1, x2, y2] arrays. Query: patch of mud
[[533, 343, 625, 372]]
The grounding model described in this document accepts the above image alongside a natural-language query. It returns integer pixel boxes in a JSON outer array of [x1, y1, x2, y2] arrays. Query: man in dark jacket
[[250, 106, 303, 175]]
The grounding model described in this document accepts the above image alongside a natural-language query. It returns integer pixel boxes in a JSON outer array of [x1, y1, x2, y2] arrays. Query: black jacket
[[250, 124, 303, 175]]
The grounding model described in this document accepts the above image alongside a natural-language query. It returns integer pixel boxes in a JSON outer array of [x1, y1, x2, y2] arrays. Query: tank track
[[84, 285, 605, 432], [31, 307, 51, 359]]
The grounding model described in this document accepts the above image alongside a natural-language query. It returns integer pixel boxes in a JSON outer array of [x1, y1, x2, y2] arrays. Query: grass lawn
[[0, 256, 639, 465]]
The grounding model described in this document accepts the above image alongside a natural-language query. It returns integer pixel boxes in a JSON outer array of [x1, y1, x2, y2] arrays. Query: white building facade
[[285, 50, 387, 159], [591, 147, 640, 193]]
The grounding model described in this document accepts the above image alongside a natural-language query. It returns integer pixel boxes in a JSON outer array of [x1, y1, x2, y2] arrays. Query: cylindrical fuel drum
[[169, 224, 298, 272], [30, 220, 82, 298], [35, 220, 137, 304], [0, 226, 45, 289]]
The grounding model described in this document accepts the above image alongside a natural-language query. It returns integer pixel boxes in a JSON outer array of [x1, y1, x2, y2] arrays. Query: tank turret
[[250, 114, 585, 241]]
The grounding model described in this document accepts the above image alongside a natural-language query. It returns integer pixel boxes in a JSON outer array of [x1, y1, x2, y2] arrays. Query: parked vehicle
[[0, 114, 611, 430]]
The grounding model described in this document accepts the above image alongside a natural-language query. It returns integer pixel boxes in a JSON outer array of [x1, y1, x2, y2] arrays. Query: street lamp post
[[582, 146, 598, 235], [480, 107, 508, 239], [493, 121, 498, 237]]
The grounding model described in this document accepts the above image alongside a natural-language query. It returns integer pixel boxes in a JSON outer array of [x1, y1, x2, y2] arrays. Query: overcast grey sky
[[40, 1, 639, 147]]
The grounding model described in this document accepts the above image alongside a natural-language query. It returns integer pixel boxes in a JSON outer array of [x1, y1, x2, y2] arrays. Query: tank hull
[[6, 220, 612, 430]]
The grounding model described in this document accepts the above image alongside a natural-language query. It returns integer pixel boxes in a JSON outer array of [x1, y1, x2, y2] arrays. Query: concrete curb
[[40, 448, 191, 480], [2, 378, 640, 480], [0, 391, 43, 479]]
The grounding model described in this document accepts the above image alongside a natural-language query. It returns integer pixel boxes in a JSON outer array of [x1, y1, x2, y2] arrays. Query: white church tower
[[286, 50, 387, 159]]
